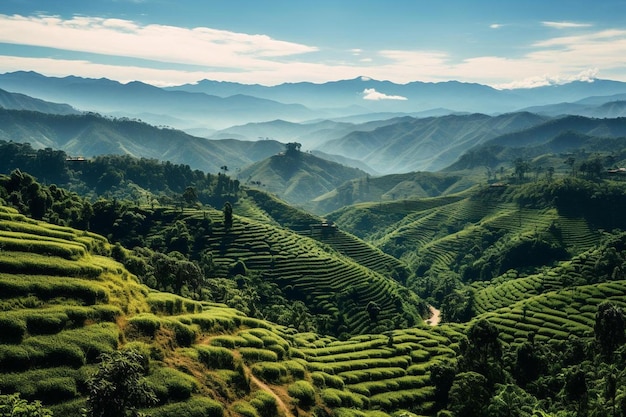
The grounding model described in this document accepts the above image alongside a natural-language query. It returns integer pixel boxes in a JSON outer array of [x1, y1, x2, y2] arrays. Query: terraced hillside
[[329, 180, 616, 283], [0, 204, 468, 417], [144, 207, 424, 335]]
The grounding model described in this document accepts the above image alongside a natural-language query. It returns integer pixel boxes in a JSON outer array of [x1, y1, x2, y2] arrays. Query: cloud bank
[[0, 13, 625, 88], [362, 88, 408, 101]]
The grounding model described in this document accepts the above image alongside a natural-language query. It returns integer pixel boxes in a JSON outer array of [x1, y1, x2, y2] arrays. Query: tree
[[285, 142, 302, 156], [514, 158, 530, 182], [565, 156, 576, 176], [487, 384, 538, 417], [0, 393, 52, 417], [182, 186, 197, 206], [83, 349, 157, 417], [595, 302, 626, 359], [223, 201, 233, 229], [461, 319, 502, 384], [430, 360, 457, 409], [366, 301, 381, 321], [448, 371, 490, 417]]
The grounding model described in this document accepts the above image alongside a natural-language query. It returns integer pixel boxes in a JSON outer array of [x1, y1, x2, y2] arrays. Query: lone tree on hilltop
[[285, 142, 302, 156]]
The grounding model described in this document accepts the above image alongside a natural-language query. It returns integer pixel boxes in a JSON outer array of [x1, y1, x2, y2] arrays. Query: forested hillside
[[3, 137, 626, 416], [3, 177, 626, 417]]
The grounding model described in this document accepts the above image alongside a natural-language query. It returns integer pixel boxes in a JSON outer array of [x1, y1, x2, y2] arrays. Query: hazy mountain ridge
[[0, 87, 79, 115], [0, 108, 285, 173], [318, 112, 549, 174], [0, 71, 317, 130], [4, 72, 626, 134]]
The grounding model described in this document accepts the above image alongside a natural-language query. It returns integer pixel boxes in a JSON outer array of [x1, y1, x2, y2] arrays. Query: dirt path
[[249, 373, 295, 417], [426, 305, 441, 326]]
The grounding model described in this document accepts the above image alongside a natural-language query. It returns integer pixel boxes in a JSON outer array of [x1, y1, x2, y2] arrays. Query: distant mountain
[[520, 96, 626, 118], [310, 150, 378, 175], [0, 108, 284, 173], [237, 149, 368, 207], [208, 117, 407, 149], [0, 87, 78, 115], [169, 76, 524, 114], [169, 76, 626, 116], [310, 171, 469, 214], [507, 79, 626, 105], [316, 112, 549, 174], [4, 71, 626, 134], [0, 71, 316, 130], [446, 115, 626, 171]]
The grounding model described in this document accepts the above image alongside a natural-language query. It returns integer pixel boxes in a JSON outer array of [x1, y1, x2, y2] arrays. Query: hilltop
[[239, 146, 368, 209]]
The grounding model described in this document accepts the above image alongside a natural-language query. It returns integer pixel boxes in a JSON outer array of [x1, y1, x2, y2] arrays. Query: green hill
[[312, 171, 472, 215], [0, 203, 462, 417], [238, 147, 368, 209], [0, 109, 284, 173], [3, 203, 626, 417]]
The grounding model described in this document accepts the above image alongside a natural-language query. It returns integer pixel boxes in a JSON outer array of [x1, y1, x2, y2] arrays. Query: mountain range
[[3, 71, 626, 132]]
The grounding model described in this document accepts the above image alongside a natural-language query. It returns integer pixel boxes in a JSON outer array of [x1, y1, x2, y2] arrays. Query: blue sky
[[0, 0, 625, 88]]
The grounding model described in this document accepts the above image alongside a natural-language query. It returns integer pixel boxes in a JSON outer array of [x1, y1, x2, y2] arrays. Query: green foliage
[[148, 397, 223, 417], [0, 392, 53, 417], [249, 391, 277, 417], [250, 362, 287, 383], [83, 349, 157, 417], [594, 301, 626, 359], [448, 372, 490, 417], [146, 366, 197, 403], [287, 380, 316, 407], [195, 345, 235, 370]]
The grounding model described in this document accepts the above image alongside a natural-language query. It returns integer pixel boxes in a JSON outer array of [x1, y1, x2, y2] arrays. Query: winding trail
[[426, 305, 441, 326], [249, 372, 295, 417]]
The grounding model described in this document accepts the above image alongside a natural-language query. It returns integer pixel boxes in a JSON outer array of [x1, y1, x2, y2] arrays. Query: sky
[[0, 0, 626, 89]]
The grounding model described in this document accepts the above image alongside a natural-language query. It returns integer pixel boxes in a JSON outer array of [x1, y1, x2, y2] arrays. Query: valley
[[1, 72, 626, 417]]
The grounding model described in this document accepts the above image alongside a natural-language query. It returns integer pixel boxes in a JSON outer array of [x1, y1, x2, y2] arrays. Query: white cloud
[[490, 23, 503, 29], [362, 88, 407, 101], [542, 21, 593, 29], [0, 14, 318, 70], [495, 68, 600, 89], [0, 13, 625, 88]]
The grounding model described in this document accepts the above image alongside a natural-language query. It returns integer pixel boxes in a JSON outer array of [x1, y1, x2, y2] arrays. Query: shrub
[[149, 397, 223, 417], [0, 392, 53, 417], [35, 377, 78, 404], [249, 391, 277, 417], [147, 367, 197, 403], [250, 362, 287, 383], [283, 360, 306, 379], [0, 316, 26, 343], [195, 345, 235, 370], [24, 336, 85, 368], [321, 388, 342, 407], [26, 312, 68, 335], [239, 347, 278, 363], [164, 320, 196, 347], [288, 380, 316, 407], [231, 401, 260, 417], [127, 314, 161, 337]]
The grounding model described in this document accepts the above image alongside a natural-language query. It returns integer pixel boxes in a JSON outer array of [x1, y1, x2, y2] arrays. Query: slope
[[238, 149, 368, 208], [317, 112, 548, 174], [0, 203, 463, 417], [0, 88, 79, 115], [0, 109, 284, 172]]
